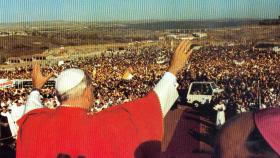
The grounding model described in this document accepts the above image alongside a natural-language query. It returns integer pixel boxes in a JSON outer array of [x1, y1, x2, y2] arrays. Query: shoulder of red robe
[[17, 108, 51, 127]]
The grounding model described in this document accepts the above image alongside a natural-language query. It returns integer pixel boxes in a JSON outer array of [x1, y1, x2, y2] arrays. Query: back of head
[[55, 69, 91, 102]]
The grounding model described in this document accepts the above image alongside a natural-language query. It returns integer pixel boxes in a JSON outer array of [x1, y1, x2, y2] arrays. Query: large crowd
[[0, 47, 171, 111], [0, 43, 280, 122], [187, 45, 280, 114]]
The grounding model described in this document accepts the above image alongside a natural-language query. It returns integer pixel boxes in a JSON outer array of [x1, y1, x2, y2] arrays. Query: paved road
[[161, 106, 213, 158]]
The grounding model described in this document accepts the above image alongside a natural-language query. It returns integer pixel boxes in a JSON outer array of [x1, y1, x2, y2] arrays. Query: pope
[[16, 40, 193, 158]]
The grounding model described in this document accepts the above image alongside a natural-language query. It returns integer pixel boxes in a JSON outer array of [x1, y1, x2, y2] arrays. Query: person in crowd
[[16, 40, 193, 158], [1, 108, 17, 138], [213, 100, 226, 129]]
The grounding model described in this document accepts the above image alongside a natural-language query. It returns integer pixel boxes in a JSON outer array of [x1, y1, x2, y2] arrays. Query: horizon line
[[0, 17, 276, 25]]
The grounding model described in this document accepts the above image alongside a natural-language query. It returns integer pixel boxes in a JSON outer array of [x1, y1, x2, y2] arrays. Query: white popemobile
[[186, 81, 223, 107]]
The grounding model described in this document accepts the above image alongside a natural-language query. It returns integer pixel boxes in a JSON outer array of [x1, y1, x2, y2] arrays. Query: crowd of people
[[0, 46, 171, 111], [0, 43, 280, 128], [187, 45, 280, 115]]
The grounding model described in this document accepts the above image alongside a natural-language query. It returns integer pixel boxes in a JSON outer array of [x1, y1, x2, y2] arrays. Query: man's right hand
[[167, 40, 193, 76], [32, 63, 54, 89]]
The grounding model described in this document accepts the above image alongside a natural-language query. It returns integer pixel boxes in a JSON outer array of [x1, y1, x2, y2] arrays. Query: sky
[[0, 0, 279, 23]]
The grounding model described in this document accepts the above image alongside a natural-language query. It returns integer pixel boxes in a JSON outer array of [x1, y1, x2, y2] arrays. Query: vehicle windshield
[[190, 83, 213, 95]]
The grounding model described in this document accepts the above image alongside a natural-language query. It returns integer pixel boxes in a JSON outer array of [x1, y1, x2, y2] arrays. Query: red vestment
[[16, 91, 163, 158]]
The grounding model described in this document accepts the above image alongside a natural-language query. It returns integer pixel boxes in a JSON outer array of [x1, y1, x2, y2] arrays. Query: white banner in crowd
[[0, 79, 13, 88]]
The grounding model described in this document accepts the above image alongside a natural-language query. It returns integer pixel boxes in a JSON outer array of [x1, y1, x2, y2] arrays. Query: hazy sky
[[0, 0, 279, 23]]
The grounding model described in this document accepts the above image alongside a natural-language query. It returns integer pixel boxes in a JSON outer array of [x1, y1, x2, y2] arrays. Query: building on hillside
[[192, 32, 208, 38], [5, 54, 47, 64], [32, 54, 46, 61], [159, 33, 195, 48], [166, 34, 194, 40], [6, 57, 21, 64], [21, 55, 33, 63]]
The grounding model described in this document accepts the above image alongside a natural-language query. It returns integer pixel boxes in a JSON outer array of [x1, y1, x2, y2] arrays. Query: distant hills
[[259, 17, 280, 25], [0, 18, 278, 59], [125, 19, 261, 30], [0, 19, 262, 30]]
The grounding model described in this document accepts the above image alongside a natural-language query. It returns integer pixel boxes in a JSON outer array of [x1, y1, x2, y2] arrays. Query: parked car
[[186, 82, 223, 107]]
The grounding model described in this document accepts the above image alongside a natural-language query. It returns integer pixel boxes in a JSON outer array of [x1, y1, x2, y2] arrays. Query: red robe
[[16, 91, 163, 158]]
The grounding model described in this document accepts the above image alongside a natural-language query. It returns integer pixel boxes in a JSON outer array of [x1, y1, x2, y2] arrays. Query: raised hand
[[32, 63, 54, 89], [167, 40, 193, 76]]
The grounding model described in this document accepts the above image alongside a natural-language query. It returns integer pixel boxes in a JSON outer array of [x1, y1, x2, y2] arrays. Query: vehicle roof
[[191, 81, 215, 84]]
